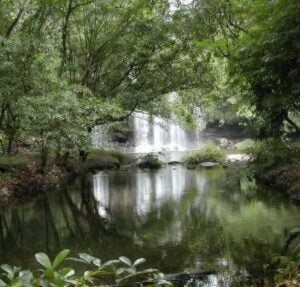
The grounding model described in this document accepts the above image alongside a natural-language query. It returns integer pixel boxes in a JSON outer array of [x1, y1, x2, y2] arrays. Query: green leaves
[[118, 256, 132, 266], [133, 258, 146, 267], [35, 253, 51, 269], [0, 251, 171, 287], [52, 250, 71, 270], [35, 249, 70, 270]]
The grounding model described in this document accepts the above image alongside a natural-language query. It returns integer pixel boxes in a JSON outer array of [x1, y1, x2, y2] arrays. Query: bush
[[137, 154, 162, 169], [88, 148, 128, 163], [184, 146, 226, 165], [246, 139, 300, 172], [234, 139, 255, 152]]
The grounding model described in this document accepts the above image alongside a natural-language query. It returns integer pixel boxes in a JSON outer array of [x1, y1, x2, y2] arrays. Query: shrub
[[137, 154, 162, 169], [245, 139, 300, 172], [234, 139, 255, 152], [88, 148, 128, 164], [184, 146, 226, 165]]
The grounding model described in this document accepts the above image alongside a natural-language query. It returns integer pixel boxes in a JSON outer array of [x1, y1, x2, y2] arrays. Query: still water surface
[[0, 166, 299, 285]]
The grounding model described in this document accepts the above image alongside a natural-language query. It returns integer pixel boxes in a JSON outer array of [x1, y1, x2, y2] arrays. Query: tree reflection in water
[[0, 166, 299, 286]]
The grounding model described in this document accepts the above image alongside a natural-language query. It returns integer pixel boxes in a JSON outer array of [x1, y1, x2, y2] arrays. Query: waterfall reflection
[[0, 167, 299, 287], [92, 167, 206, 218]]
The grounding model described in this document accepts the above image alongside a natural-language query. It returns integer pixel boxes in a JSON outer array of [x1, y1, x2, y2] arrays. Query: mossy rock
[[137, 154, 162, 169], [85, 148, 128, 171]]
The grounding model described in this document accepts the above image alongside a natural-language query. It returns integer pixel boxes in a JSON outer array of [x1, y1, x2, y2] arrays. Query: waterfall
[[92, 93, 206, 153], [133, 111, 205, 153]]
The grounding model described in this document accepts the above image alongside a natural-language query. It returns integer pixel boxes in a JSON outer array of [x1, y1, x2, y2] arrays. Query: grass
[[184, 146, 226, 165]]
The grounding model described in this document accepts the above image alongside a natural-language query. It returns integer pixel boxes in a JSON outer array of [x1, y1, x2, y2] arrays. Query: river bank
[[0, 149, 129, 205], [255, 162, 300, 204], [0, 143, 299, 205]]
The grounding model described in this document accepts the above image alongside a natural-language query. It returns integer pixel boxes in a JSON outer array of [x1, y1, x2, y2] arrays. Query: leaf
[[116, 268, 126, 276], [0, 265, 13, 276], [66, 257, 87, 264], [60, 268, 75, 278], [156, 279, 173, 286], [138, 268, 158, 274], [119, 256, 132, 266], [52, 250, 70, 270], [0, 279, 7, 287], [35, 253, 51, 269], [92, 258, 101, 267], [79, 253, 98, 264], [133, 258, 146, 267]]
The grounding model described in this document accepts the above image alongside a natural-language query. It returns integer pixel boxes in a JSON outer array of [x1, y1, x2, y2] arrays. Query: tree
[[0, 0, 212, 164], [230, 0, 300, 136]]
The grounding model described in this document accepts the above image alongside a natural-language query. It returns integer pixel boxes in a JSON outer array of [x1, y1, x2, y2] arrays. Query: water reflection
[[93, 168, 201, 217], [0, 166, 299, 286]]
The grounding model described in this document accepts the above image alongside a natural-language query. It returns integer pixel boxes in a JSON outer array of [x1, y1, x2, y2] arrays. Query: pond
[[0, 165, 299, 286]]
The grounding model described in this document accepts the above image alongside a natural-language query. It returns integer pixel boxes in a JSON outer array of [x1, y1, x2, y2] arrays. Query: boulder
[[199, 162, 220, 168], [168, 161, 181, 165]]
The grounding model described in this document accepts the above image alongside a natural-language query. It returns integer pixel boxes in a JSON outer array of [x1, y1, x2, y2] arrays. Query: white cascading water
[[133, 110, 205, 153], [92, 93, 206, 153]]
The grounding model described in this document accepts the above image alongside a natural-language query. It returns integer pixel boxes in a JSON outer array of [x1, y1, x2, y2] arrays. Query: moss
[[0, 153, 38, 172], [137, 154, 162, 169], [86, 148, 129, 171], [184, 146, 226, 165]]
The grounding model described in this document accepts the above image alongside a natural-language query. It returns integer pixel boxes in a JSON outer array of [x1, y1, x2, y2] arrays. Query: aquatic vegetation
[[0, 250, 171, 287], [184, 146, 226, 165], [137, 154, 162, 169]]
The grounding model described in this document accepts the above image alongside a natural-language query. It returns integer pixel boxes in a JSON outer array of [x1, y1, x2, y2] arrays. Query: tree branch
[[285, 115, 300, 132], [6, 8, 24, 38]]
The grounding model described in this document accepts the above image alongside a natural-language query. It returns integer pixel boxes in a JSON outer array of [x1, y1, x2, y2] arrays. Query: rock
[[227, 154, 250, 162], [218, 138, 229, 148], [111, 132, 129, 143], [165, 271, 216, 281], [168, 161, 181, 165], [187, 164, 196, 169], [120, 164, 132, 171], [137, 154, 162, 169], [199, 162, 220, 168]]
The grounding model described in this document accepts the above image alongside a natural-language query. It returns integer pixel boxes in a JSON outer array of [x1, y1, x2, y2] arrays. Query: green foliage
[[229, 0, 300, 136], [0, 0, 210, 166], [0, 154, 35, 169], [0, 250, 171, 287], [234, 139, 255, 152], [246, 139, 300, 172], [184, 146, 226, 165], [275, 229, 300, 285], [88, 149, 128, 164], [137, 154, 162, 169], [190, 0, 300, 136]]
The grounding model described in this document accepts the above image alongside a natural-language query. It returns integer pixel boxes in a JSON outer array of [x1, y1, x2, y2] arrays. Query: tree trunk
[[79, 149, 88, 163], [40, 145, 48, 173]]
